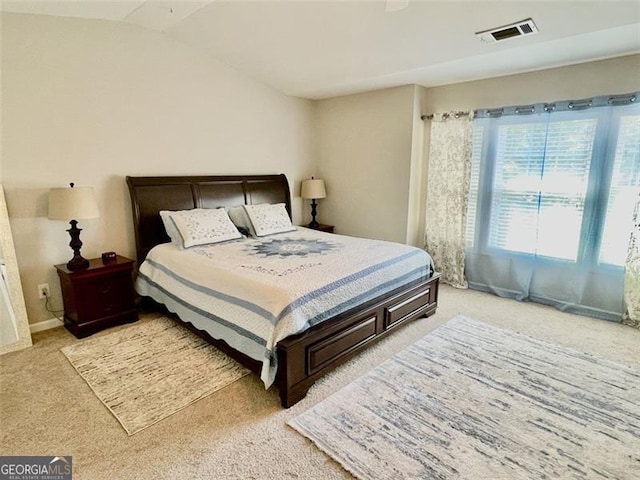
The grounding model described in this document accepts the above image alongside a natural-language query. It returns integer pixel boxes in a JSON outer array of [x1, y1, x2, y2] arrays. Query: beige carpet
[[290, 315, 640, 479], [61, 316, 250, 435], [2, 286, 640, 480]]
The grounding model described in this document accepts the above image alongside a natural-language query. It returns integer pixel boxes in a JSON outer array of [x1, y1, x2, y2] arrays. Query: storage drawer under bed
[[306, 314, 378, 375], [303, 279, 437, 377], [384, 284, 435, 330]]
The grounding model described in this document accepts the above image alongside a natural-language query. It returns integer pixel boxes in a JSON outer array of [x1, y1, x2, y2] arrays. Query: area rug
[[61, 316, 250, 435], [288, 315, 640, 480]]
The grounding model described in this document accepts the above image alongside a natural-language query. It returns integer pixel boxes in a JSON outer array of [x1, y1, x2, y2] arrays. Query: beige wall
[[1, 13, 315, 325], [421, 55, 640, 114], [314, 85, 416, 243], [406, 86, 428, 247]]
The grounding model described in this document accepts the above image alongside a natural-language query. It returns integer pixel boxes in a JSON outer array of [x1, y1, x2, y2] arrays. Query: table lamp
[[48, 183, 100, 270], [301, 177, 326, 229]]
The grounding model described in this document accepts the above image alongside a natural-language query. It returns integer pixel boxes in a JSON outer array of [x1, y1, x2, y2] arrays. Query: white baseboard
[[30, 317, 63, 333]]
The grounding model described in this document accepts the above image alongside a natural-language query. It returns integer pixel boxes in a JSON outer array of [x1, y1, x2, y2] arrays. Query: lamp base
[[308, 199, 320, 230], [66, 220, 90, 271], [67, 255, 90, 271]]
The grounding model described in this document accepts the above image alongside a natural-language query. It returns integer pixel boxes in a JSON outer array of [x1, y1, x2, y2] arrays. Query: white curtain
[[424, 113, 473, 288], [624, 191, 640, 328]]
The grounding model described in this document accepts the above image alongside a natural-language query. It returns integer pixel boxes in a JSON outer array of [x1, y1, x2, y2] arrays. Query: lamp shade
[[48, 185, 100, 221], [301, 178, 326, 200]]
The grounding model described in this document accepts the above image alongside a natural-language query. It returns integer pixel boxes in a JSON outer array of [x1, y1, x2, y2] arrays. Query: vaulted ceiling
[[2, 1, 639, 99]]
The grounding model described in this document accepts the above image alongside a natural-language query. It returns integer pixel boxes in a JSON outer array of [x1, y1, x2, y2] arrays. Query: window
[[468, 101, 640, 267], [465, 94, 639, 321]]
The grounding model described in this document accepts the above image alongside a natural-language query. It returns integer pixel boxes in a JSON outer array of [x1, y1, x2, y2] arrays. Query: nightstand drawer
[[73, 271, 134, 320]]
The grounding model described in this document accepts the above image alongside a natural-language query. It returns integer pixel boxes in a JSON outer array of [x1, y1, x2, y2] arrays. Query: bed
[[126, 174, 441, 407]]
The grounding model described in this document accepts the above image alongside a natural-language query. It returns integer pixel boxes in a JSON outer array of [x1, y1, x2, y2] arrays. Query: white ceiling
[[2, 1, 639, 99]]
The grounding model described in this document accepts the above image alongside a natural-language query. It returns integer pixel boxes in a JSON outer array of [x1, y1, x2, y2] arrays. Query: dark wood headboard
[[126, 174, 291, 265]]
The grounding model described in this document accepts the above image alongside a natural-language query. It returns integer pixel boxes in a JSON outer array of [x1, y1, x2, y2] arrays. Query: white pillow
[[163, 208, 243, 248], [243, 203, 296, 237]]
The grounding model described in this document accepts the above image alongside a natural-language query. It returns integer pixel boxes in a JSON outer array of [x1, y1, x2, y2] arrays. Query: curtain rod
[[421, 110, 472, 121], [421, 92, 637, 121], [475, 92, 637, 119]]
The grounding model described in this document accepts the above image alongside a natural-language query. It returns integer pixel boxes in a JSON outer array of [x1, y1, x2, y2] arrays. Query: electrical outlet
[[38, 283, 50, 299]]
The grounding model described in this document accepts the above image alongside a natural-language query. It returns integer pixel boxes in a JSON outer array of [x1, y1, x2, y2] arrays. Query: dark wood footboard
[[276, 273, 440, 407]]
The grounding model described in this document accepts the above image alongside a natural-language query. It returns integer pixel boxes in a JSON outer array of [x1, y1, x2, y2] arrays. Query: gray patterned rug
[[288, 315, 640, 479], [62, 316, 249, 435]]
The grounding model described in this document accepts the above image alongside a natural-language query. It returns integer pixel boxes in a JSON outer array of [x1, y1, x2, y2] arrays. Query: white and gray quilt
[[135, 228, 433, 387]]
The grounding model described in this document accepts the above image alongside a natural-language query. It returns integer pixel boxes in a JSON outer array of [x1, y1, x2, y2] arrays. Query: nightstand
[[55, 255, 138, 338], [308, 223, 335, 233]]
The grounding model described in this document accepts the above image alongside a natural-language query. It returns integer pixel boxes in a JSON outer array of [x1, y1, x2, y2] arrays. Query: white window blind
[[487, 117, 597, 261]]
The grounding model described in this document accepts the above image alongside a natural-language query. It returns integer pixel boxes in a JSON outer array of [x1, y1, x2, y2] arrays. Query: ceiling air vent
[[476, 18, 539, 44]]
